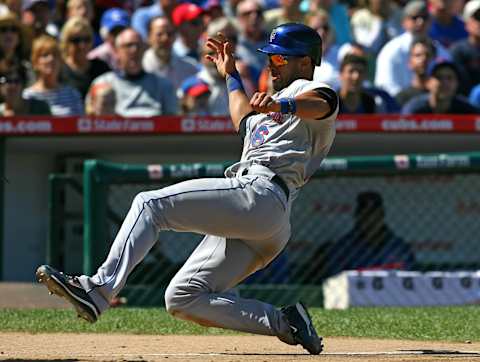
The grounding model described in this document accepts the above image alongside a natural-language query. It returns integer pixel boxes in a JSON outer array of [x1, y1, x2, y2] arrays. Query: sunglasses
[[0, 25, 18, 34], [0, 76, 21, 84], [269, 54, 291, 67], [239, 9, 262, 17], [410, 14, 429, 21], [118, 41, 143, 49], [69, 35, 92, 44]]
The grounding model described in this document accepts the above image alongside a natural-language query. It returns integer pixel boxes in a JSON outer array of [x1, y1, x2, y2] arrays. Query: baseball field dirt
[[1, 333, 480, 361]]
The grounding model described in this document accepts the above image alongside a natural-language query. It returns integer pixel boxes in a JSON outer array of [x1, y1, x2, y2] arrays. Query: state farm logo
[[77, 118, 92, 132], [181, 118, 196, 132]]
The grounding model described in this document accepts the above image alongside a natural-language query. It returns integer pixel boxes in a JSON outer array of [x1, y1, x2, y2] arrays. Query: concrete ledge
[[0, 283, 69, 309]]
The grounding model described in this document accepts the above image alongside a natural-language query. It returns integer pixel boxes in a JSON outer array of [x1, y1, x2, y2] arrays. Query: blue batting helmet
[[258, 23, 323, 66]]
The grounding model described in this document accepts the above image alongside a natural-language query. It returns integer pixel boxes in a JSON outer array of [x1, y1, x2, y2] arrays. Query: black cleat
[[36, 264, 100, 323], [281, 301, 323, 355]]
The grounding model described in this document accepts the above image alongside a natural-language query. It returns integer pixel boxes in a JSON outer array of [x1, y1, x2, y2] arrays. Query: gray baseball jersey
[[226, 79, 337, 200], [77, 78, 338, 345]]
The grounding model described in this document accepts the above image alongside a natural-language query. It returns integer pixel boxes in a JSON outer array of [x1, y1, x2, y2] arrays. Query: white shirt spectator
[[313, 45, 340, 88], [351, 6, 403, 55], [374, 31, 451, 96], [142, 48, 199, 92]]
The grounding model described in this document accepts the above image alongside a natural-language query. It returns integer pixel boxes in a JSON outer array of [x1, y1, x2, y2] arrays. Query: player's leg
[[164, 233, 296, 346], [76, 175, 289, 313]]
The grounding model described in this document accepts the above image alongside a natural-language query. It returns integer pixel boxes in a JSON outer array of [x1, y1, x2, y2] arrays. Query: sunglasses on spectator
[[69, 35, 92, 44], [410, 14, 429, 20], [0, 76, 21, 84], [0, 25, 18, 34], [118, 41, 143, 49], [238, 9, 262, 17], [269, 54, 291, 67]]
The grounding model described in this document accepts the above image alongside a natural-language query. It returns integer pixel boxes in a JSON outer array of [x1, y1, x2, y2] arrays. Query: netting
[[78, 156, 480, 307]]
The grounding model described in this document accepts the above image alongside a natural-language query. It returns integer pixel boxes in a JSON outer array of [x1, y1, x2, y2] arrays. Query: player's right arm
[[205, 35, 254, 132]]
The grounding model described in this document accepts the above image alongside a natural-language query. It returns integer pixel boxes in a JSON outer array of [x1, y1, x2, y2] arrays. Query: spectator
[[132, 0, 177, 40], [180, 39, 229, 115], [469, 83, 480, 107], [21, 0, 57, 38], [1, 0, 21, 17], [223, 0, 244, 17], [65, 0, 101, 46], [0, 11, 28, 69], [89, 28, 177, 116], [450, 0, 480, 95], [338, 54, 377, 113], [202, 0, 225, 26], [179, 77, 211, 115], [375, 0, 451, 96], [306, 0, 352, 46], [235, 0, 268, 77], [428, 0, 468, 48], [88, 8, 130, 71], [324, 191, 415, 278], [23, 35, 84, 115], [263, 0, 305, 32], [309, 9, 341, 88], [402, 59, 480, 114], [171, 3, 205, 62], [66, 0, 93, 21], [85, 82, 116, 115], [59, 17, 110, 99], [142, 16, 198, 93], [396, 36, 436, 106], [206, 16, 257, 95], [0, 64, 50, 115], [350, 0, 403, 55], [339, 41, 400, 112]]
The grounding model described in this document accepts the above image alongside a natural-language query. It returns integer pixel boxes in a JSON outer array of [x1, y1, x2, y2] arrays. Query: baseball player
[[36, 23, 338, 355]]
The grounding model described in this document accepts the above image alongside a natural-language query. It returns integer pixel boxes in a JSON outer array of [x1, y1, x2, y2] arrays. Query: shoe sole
[[296, 302, 323, 355], [36, 266, 98, 323]]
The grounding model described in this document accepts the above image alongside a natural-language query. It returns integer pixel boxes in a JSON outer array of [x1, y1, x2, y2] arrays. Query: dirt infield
[[1, 333, 480, 362]]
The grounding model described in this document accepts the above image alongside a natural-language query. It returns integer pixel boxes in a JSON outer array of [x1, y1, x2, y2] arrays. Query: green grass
[[1, 306, 479, 341]]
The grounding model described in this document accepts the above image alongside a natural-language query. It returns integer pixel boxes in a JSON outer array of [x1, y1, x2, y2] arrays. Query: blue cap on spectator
[[22, 0, 50, 11], [100, 8, 130, 34], [180, 76, 210, 97], [427, 58, 459, 78]]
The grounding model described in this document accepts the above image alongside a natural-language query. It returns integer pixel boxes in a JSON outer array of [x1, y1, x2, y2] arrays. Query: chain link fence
[[50, 153, 480, 307]]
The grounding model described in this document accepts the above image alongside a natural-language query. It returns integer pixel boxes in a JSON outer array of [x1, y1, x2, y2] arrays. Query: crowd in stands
[[0, 0, 478, 117]]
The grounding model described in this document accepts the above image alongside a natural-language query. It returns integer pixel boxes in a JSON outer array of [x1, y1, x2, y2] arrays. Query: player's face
[[268, 54, 305, 91]]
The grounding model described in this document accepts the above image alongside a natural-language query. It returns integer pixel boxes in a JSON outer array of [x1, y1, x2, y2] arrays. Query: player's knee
[[164, 282, 187, 315], [164, 280, 202, 316]]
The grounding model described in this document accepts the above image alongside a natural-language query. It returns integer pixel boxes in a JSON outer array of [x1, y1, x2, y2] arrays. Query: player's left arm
[[250, 87, 338, 121]]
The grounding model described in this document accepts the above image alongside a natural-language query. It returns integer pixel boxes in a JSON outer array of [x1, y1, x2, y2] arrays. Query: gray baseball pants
[[78, 165, 295, 344]]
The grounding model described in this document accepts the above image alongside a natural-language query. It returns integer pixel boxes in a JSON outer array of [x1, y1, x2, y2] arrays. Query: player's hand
[[249, 92, 280, 114], [205, 33, 237, 79]]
